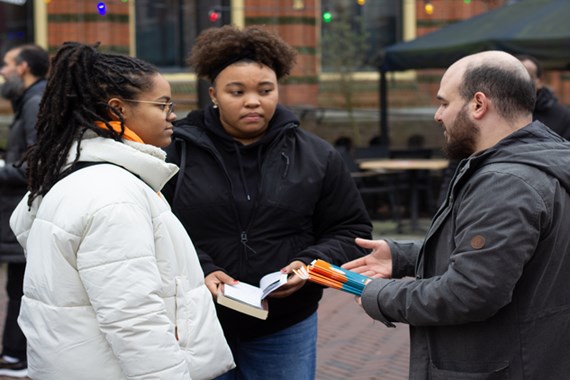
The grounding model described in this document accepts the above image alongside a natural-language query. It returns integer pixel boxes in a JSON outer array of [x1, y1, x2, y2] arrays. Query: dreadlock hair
[[188, 25, 297, 83], [25, 41, 159, 206]]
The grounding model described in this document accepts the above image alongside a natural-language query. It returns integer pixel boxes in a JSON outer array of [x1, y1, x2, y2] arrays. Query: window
[[321, 0, 401, 72], [135, 0, 198, 69], [135, 0, 230, 70], [0, 1, 34, 55]]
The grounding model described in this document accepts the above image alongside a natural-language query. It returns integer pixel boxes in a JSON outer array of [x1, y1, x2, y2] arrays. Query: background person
[[518, 54, 570, 140], [9, 42, 233, 380], [0, 43, 48, 378], [344, 51, 570, 379], [162, 25, 372, 380]]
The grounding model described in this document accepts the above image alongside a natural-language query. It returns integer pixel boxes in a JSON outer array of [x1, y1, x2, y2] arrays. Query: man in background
[[519, 54, 570, 140], [0, 44, 48, 378]]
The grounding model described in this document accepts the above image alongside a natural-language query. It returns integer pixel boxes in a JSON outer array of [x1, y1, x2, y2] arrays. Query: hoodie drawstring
[[281, 152, 290, 178], [234, 141, 252, 201]]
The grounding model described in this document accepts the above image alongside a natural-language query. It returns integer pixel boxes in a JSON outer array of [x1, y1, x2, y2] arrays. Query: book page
[[223, 282, 263, 308], [260, 272, 288, 299]]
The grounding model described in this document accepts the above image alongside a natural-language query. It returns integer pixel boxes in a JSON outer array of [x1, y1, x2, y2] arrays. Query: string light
[[424, 1, 434, 15], [208, 9, 221, 23], [97, 2, 107, 16]]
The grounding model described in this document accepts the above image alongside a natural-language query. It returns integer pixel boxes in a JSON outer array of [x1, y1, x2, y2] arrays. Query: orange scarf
[[94, 121, 144, 144]]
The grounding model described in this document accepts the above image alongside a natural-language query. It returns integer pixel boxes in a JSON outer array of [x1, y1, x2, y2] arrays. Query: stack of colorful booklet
[[293, 259, 372, 296]]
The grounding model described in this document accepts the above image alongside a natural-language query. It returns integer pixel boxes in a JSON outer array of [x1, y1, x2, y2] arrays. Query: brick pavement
[[314, 220, 425, 380], [316, 289, 409, 380]]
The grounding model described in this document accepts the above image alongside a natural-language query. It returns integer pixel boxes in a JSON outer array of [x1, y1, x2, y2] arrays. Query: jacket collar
[[66, 135, 179, 192], [13, 79, 47, 118], [173, 104, 299, 147]]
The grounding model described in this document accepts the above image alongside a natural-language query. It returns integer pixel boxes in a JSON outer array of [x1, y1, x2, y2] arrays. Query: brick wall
[[3, 0, 570, 148], [45, 0, 130, 54], [244, 0, 319, 107]]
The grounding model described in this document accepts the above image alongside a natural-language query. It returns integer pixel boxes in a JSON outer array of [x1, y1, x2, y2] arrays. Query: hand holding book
[[217, 271, 288, 320], [293, 259, 372, 296]]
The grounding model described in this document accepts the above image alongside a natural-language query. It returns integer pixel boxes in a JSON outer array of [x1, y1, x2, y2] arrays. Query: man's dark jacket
[[0, 79, 45, 262], [163, 105, 372, 341], [362, 121, 570, 379]]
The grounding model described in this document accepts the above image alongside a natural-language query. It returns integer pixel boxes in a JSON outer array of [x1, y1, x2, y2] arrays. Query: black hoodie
[[163, 104, 372, 341]]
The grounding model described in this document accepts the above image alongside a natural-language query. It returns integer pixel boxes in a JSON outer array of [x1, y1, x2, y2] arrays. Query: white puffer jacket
[[10, 136, 233, 379]]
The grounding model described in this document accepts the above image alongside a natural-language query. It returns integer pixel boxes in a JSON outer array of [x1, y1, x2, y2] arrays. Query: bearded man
[[344, 51, 570, 379]]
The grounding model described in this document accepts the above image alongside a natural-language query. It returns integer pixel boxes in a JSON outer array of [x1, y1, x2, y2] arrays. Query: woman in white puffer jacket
[[9, 42, 233, 380]]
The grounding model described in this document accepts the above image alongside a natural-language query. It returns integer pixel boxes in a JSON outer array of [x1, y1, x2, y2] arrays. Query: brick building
[[1, 0, 568, 147]]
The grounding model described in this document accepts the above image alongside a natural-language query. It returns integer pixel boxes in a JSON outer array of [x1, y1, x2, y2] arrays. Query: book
[[216, 271, 288, 320], [293, 259, 372, 296]]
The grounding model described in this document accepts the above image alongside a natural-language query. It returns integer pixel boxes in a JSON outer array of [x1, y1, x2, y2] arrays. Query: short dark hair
[[516, 54, 543, 79], [189, 25, 297, 83], [460, 63, 535, 120], [13, 44, 49, 78]]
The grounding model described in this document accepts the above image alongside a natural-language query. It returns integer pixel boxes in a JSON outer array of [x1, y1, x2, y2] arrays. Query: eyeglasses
[[120, 99, 175, 117]]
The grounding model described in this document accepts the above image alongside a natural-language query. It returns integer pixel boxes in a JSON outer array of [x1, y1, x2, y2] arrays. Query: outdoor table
[[359, 158, 449, 232]]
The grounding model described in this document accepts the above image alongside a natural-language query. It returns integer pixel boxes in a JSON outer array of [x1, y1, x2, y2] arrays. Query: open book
[[217, 271, 288, 320]]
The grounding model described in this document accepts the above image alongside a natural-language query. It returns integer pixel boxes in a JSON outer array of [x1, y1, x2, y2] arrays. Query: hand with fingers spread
[[342, 238, 392, 279]]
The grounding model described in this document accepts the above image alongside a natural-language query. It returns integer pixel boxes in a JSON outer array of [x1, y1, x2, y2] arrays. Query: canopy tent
[[377, 0, 570, 146]]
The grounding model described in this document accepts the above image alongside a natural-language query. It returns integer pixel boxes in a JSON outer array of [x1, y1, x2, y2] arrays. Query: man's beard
[[442, 105, 478, 160], [0, 75, 25, 101]]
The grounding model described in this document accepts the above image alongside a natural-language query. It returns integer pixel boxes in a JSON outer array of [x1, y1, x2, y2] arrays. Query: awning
[[377, 0, 570, 146]]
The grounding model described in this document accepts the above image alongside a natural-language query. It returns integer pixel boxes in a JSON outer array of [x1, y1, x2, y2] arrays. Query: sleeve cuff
[[361, 279, 396, 328]]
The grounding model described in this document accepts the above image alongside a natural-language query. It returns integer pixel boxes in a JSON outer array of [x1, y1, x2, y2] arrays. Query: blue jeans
[[216, 312, 317, 380]]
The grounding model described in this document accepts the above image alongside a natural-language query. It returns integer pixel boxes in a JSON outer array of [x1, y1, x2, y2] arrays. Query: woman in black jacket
[[163, 25, 372, 380]]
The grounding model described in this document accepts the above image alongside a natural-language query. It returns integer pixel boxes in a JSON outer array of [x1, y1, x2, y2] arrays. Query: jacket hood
[[173, 104, 299, 147], [66, 134, 179, 192], [171, 104, 300, 213], [472, 121, 570, 193], [11, 135, 179, 253]]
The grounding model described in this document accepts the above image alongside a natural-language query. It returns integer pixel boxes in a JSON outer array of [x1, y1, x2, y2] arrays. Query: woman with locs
[[10, 42, 234, 380]]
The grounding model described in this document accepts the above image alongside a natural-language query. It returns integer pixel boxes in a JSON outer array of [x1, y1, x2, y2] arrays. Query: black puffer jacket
[[0, 79, 45, 262], [163, 104, 372, 341]]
